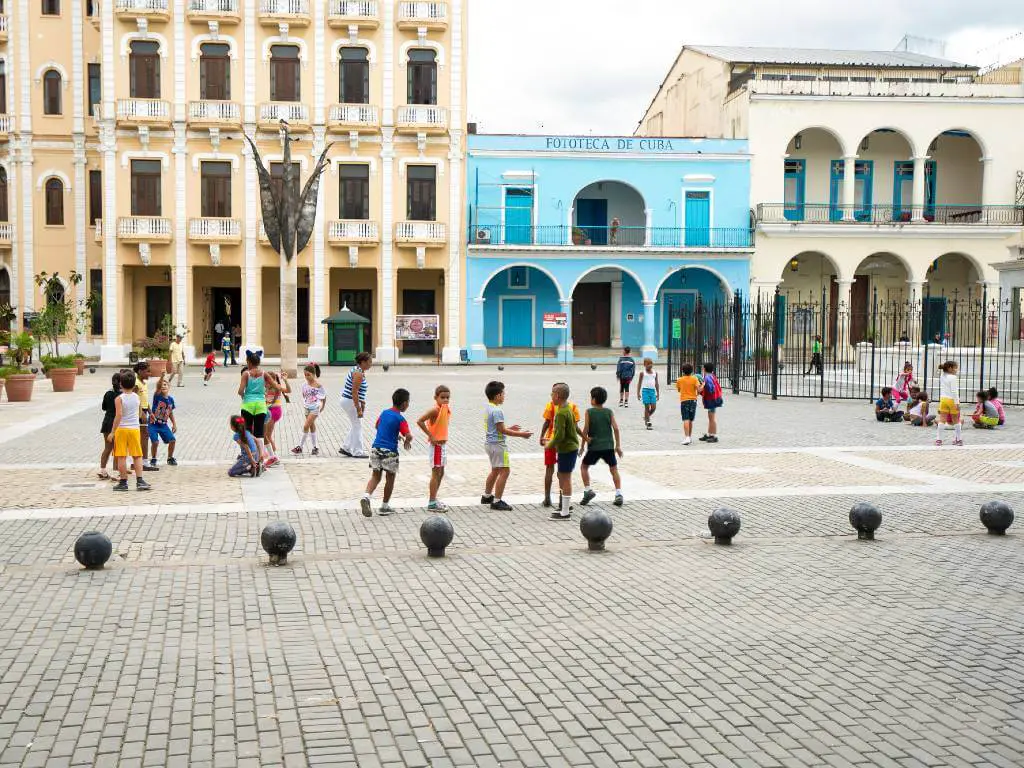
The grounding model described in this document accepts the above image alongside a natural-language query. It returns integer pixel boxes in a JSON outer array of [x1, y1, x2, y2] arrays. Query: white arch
[[786, 126, 846, 157], [854, 251, 916, 282], [477, 262, 565, 301], [331, 39, 377, 65], [567, 264, 650, 303], [852, 127, 917, 159], [651, 264, 733, 300], [37, 169, 71, 191], [933, 251, 986, 283], [35, 61, 69, 86], [399, 40, 446, 67], [925, 128, 987, 159], [571, 178, 648, 212], [191, 34, 239, 61], [191, 153, 240, 173], [778, 250, 844, 282], [120, 32, 170, 58], [262, 37, 307, 63]]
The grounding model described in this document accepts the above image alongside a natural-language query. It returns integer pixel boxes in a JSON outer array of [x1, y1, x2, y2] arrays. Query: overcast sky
[[466, 0, 1023, 136]]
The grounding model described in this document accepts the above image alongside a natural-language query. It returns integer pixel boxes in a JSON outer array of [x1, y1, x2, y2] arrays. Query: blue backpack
[[616, 357, 636, 381]]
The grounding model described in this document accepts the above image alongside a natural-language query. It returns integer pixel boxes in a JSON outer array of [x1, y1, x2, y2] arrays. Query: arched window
[[129, 40, 161, 99], [43, 70, 62, 115], [269, 45, 300, 101], [46, 280, 64, 307], [407, 49, 437, 105], [199, 42, 231, 101], [45, 178, 64, 226], [0, 167, 8, 223], [339, 47, 369, 104]]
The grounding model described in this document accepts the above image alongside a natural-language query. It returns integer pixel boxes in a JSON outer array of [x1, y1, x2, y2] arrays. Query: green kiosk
[[322, 305, 371, 366]]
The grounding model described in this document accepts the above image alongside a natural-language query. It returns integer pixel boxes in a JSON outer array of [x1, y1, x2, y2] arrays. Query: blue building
[[465, 134, 753, 361]]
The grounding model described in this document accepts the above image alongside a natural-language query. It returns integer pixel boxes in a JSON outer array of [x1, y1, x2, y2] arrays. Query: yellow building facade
[[0, 0, 467, 364]]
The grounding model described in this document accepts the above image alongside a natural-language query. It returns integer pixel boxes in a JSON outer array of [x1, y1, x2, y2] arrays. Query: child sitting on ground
[[971, 390, 1000, 429], [987, 387, 1006, 426], [875, 387, 903, 422], [906, 392, 936, 427], [904, 386, 922, 419], [228, 416, 261, 477]]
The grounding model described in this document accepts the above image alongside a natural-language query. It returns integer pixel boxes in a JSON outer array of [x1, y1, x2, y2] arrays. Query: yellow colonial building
[[0, 0, 467, 364]]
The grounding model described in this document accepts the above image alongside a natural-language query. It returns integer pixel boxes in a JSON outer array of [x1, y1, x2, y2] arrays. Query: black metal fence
[[666, 287, 1024, 405]]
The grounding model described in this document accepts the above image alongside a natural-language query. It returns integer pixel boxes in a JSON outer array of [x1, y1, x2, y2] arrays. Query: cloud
[[467, 0, 1023, 135]]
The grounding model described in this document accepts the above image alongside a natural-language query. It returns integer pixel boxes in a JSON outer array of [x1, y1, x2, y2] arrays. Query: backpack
[[702, 373, 723, 408], [616, 357, 636, 381]]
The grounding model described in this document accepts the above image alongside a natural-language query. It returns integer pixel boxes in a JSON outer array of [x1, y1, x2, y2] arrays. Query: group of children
[[875, 360, 1007, 444]]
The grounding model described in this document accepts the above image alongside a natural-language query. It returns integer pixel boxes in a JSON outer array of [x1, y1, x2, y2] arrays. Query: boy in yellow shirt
[[539, 381, 581, 508], [675, 363, 703, 445]]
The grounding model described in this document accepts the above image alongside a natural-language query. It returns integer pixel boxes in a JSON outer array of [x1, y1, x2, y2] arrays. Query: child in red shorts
[[539, 381, 582, 508]]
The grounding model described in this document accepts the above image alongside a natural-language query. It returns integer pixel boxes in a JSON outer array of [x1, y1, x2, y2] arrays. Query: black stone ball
[[980, 501, 1014, 536], [849, 502, 882, 540], [382, 364, 390, 372], [261, 521, 297, 564], [420, 515, 455, 558], [89, 366, 97, 374], [580, 509, 613, 551], [708, 507, 741, 545], [590, 363, 597, 371], [74, 531, 113, 570], [497, 365, 505, 371]]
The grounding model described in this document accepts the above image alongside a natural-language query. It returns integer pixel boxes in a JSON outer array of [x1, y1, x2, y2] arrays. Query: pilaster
[[610, 280, 623, 348], [243, 0, 258, 346], [99, 0, 122, 362], [309, 127, 328, 362], [375, 0, 397, 364], [441, 0, 464, 364], [911, 156, 928, 223]]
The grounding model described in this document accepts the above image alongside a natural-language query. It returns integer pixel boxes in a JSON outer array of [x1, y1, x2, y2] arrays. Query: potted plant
[[70, 290, 101, 375], [3, 332, 37, 402], [43, 354, 78, 392], [571, 227, 592, 246]]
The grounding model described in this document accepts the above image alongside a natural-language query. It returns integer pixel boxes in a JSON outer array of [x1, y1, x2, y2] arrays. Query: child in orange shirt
[[539, 382, 581, 508], [675, 363, 703, 445], [416, 385, 452, 512]]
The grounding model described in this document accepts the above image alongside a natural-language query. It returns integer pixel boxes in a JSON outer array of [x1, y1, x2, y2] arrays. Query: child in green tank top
[[580, 386, 624, 507]]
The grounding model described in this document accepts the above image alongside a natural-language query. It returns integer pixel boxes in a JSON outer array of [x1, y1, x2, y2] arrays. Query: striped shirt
[[342, 366, 368, 403]]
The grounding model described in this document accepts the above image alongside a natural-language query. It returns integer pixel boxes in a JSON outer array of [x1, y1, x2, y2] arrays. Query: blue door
[[576, 198, 608, 245], [684, 192, 710, 247], [500, 298, 533, 347], [504, 188, 533, 245], [661, 292, 696, 348]]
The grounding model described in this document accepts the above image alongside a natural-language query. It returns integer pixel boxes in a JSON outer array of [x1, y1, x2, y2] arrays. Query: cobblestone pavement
[[0, 366, 1022, 767]]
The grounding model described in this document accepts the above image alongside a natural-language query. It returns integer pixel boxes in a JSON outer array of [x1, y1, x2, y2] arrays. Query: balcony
[[114, 0, 170, 22], [0, 223, 11, 249], [258, 102, 310, 130], [397, 1, 447, 30], [0, 14, 8, 43], [396, 104, 448, 134], [328, 220, 380, 245], [746, 74, 1024, 100], [187, 100, 242, 128], [468, 224, 754, 249], [258, 0, 310, 26], [327, 0, 379, 29], [187, 0, 240, 24], [395, 221, 447, 247], [117, 217, 173, 243], [188, 218, 241, 244], [757, 203, 1024, 228], [327, 104, 379, 133], [0, 114, 12, 137], [116, 98, 172, 127]]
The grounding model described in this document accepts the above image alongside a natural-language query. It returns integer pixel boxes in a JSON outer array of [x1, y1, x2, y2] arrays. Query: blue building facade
[[465, 134, 753, 361]]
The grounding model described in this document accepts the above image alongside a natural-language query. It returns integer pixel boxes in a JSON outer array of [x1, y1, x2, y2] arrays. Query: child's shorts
[[269, 405, 283, 423], [485, 443, 509, 469], [369, 448, 400, 475], [148, 423, 175, 443], [430, 443, 447, 469], [304, 405, 320, 416], [113, 427, 142, 458], [582, 449, 617, 467], [543, 447, 557, 467], [974, 415, 998, 428], [619, 378, 632, 394], [204, 367, 213, 375], [680, 400, 697, 422], [556, 452, 578, 474], [641, 388, 657, 406], [938, 397, 959, 417]]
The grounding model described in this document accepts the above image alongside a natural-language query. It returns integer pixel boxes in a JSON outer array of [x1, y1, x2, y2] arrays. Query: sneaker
[[143, 464, 159, 472], [427, 501, 449, 513], [490, 500, 513, 511], [166, 457, 178, 466], [646, 423, 653, 431], [379, 504, 394, 517], [613, 494, 624, 507], [112, 480, 129, 492], [581, 489, 597, 506], [360, 497, 372, 517], [264, 456, 279, 469], [624, 403, 629, 408], [699, 435, 710, 442], [136, 479, 152, 491], [549, 512, 571, 521], [291, 446, 303, 455], [311, 447, 319, 456], [706, 436, 719, 444], [682, 437, 692, 445], [935, 439, 943, 446], [953, 439, 964, 447], [148, 458, 157, 468], [480, 494, 495, 505]]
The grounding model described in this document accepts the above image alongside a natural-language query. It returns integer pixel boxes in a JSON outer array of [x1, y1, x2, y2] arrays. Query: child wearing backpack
[[615, 347, 636, 407], [699, 362, 723, 444]]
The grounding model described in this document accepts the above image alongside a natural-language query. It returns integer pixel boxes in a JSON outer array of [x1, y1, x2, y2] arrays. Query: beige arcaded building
[[0, 0, 467, 364]]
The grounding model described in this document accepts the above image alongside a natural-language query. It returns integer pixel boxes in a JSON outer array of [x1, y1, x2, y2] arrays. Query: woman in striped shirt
[[338, 351, 373, 458]]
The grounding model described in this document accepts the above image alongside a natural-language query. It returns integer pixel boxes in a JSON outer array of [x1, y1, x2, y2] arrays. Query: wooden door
[[573, 283, 611, 347], [850, 276, 870, 343]]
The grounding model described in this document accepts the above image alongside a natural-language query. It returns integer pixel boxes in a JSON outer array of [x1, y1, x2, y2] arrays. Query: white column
[[70, 0, 86, 316], [906, 280, 924, 303], [841, 155, 857, 222], [641, 299, 657, 358], [836, 278, 854, 360], [173, 126, 191, 357], [441, 0, 464, 363], [566, 206, 573, 244], [18, 146, 33, 315], [98, 0, 122, 362], [309, 128, 328, 362], [559, 298, 574, 359], [243, 0, 258, 346], [980, 157, 996, 210], [911, 155, 927, 223], [468, 296, 486, 361], [610, 280, 623, 348], [375, 0, 397, 363], [6, 160, 17, 329]]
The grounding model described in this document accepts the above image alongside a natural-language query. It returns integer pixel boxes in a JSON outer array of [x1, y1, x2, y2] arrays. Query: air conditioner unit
[[475, 228, 492, 244]]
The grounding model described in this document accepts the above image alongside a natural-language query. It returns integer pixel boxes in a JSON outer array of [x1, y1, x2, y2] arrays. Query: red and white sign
[[543, 312, 568, 330]]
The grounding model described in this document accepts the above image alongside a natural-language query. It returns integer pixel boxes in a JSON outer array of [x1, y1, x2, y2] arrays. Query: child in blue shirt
[[148, 379, 178, 467], [228, 416, 260, 477], [360, 388, 413, 517], [875, 387, 903, 422]]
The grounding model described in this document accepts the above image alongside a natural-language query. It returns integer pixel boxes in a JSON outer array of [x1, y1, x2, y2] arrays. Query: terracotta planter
[[50, 367, 78, 393], [4, 373, 35, 402], [147, 358, 167, 374], [75, 358, 86, 375]]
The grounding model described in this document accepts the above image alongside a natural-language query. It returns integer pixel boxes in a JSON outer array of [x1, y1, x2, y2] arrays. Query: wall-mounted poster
[[395, 314, 440, 341]]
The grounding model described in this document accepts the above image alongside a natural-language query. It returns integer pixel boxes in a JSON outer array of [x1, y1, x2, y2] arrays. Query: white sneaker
[[379, 503, 394, 516], [682, 437, 692, 445]]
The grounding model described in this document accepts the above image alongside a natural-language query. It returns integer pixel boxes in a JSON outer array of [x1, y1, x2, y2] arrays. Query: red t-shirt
[[204, 353, 216, 368]]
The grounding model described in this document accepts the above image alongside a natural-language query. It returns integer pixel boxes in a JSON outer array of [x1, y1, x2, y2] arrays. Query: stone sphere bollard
[[849, 502, 882, 541], [420, 515, 455, 558], [74, 531, 113, 570], [497, 365, 505, 371], [707, 507, 741, 545], [261, 521, 297, 565], [980, 501, 1015, 536], [382, 364, 390, 372], [590, 363, 597, 371], [579, 509, 613, 551], [89, 366, 97, 374]]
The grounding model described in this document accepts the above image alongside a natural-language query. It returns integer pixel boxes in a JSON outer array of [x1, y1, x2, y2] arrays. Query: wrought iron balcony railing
[[468, 224, 754, 248], [758, 203, 1024, 226]]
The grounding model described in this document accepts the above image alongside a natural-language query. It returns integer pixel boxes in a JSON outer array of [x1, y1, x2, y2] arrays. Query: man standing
[[169, 334, 186, 387], [231, 324, 241, 366]]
